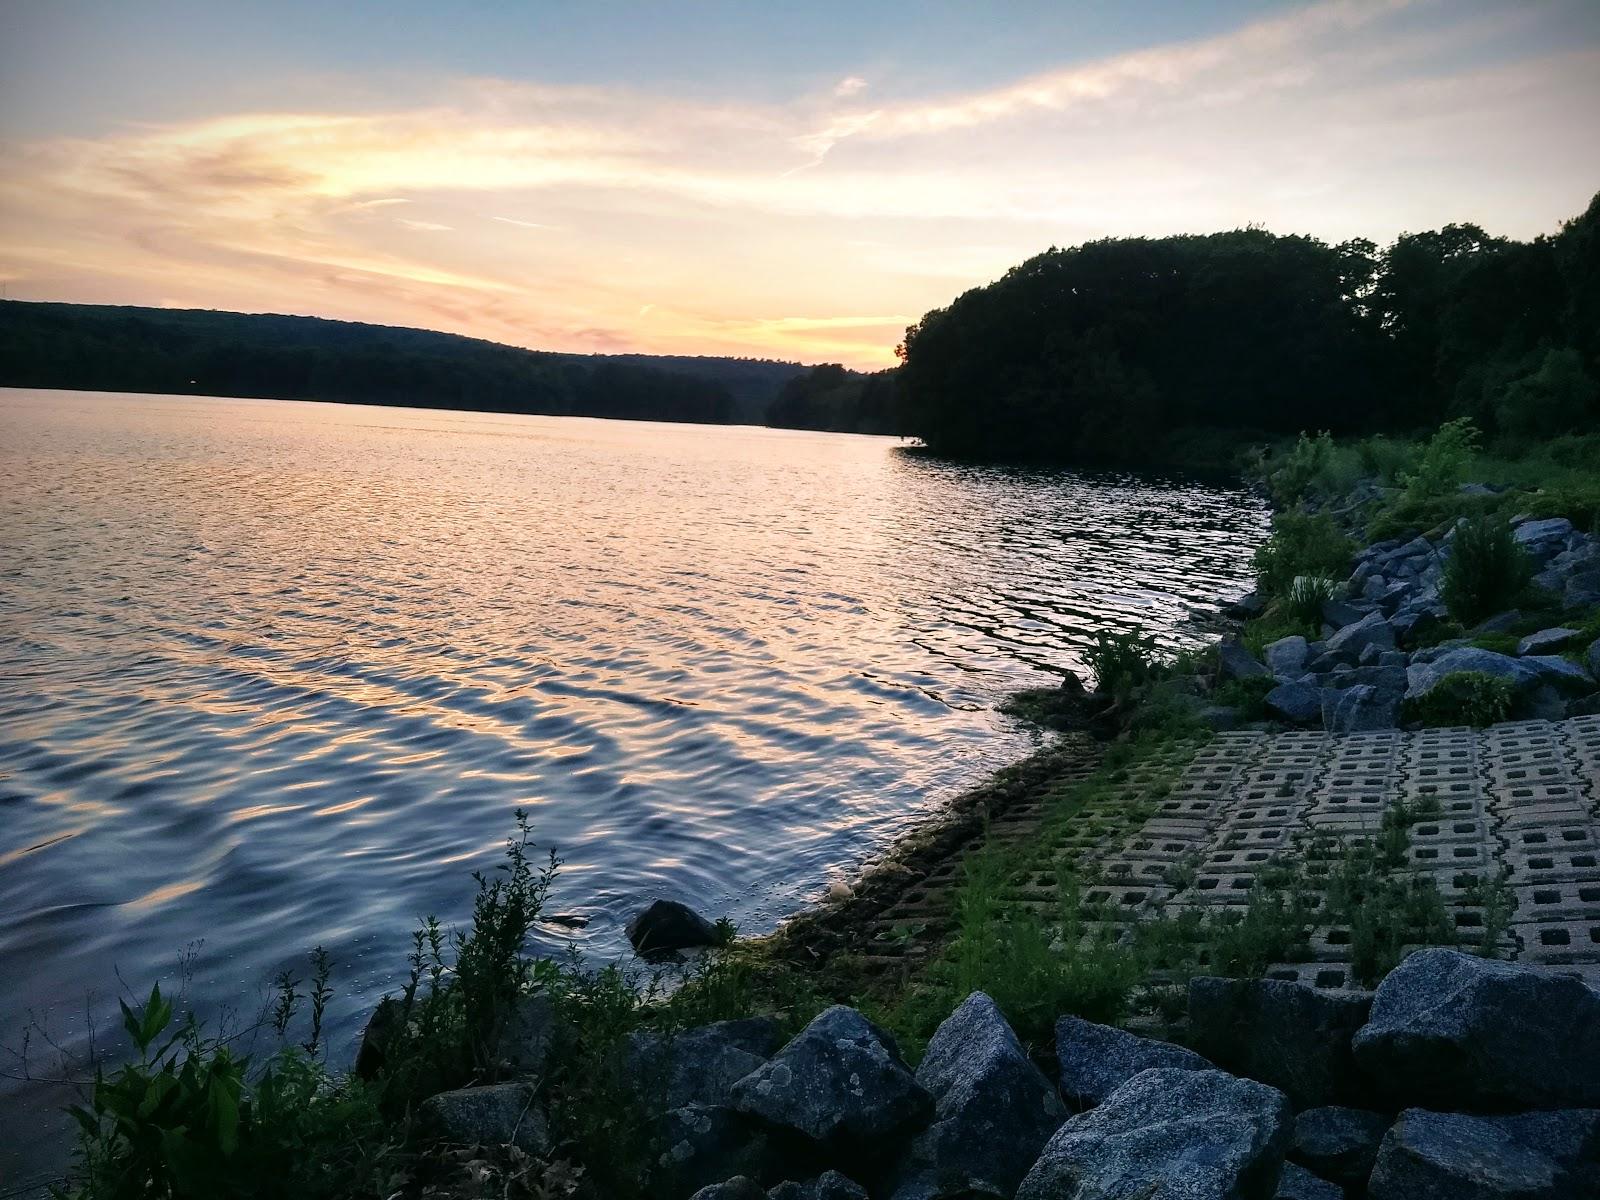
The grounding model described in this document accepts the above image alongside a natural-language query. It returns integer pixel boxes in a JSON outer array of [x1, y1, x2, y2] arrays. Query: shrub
[[1407, 671, 1517, 727], [1440, 516, 1533, 625], [1260, 431, 1362, 506], [1401, 417, 1480, 502], [1081, 627, 1161, 698], [1252, 511, 1355, 597], [1354, 435, 1417, 484], [59, 985, 389, 1200], [1494, 347, 1599, 438]]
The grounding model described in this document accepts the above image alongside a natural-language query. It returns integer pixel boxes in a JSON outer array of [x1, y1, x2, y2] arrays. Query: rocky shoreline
[[410, 948, 1600, 1199], [351, 467, 1600, 1200]]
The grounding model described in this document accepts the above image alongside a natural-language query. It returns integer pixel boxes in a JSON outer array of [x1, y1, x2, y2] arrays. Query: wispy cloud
[[0, 0, 1594, 366]]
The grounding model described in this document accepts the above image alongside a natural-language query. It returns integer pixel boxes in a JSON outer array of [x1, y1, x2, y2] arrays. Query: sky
[[1, 1, 1597, 368]]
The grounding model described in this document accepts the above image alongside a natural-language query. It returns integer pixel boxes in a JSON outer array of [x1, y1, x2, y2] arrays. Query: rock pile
[[411, 948, 1600, 1198], [1219, 513, 1600, 732]]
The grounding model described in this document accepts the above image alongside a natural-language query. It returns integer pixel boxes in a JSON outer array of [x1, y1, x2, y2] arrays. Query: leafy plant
[[58, 985, 388, 1200], [1407, 671, 1517, 727], [1401, 417, 1480, 501], [1082, 627, 1162, 699], [1440, 516, 1532, 625], [1252, 511, 1355, 597]]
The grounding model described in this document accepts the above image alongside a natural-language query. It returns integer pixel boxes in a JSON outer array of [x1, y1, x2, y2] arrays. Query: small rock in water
[[626, 898, 721, 953]]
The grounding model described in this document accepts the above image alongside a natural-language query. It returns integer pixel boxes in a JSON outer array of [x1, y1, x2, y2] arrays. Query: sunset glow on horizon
[[3, 0, 1598, 368]]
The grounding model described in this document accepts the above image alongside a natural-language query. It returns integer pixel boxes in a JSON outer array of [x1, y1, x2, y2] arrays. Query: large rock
[[1517, 627, 1583, 657], [888, 992, 1065, 1200], [1325, 611, 1396, 662], [730, 1005, 931, 1150], [1351, 948, 1600, 1110], [1266, 682, 1324, 725], [1487, 1110, 1600, 1171], [1055, 1014, 1212, 1108], [1219, 638, 1272, 682], [1265, 635, 1310, 678], [1015, 1067, 1292, 1200], [655, 1104, 772, 1199], [1513, 517, 1574, 561], [1367, 1109, 1575, 1200], [418, 1080, 549, 1153], [1273, 1162, 1342, 1200], [1588, 637, 1600, 679], [1521, 654, 1594, 690], [1189, 977, 1371, 1110], [1405, 647, 1551, 699], [1291, 1106, 1388, 1187], [630, 1018, 783, 1110], [627, 899, 722, 953], [769, 1172, 870, 1200], [689, 1179, 767, 1200], [494, 992, 559, 1077], [1321, 683, 1400, 733]]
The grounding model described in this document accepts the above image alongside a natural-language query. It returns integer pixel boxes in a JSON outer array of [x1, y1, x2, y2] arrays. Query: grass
[[1405, 671, 1517, 727]]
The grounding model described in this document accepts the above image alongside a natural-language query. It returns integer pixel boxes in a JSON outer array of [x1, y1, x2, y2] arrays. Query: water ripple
[[0, 388, 1266, 1178]]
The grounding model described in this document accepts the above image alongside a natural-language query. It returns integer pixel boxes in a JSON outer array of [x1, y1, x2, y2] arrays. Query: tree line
[[0, 302, 808, 426], [892, 190, 1600, 461]]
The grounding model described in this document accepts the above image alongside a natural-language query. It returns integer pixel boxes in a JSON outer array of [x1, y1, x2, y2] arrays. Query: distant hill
[[0, 301, 809, 426]]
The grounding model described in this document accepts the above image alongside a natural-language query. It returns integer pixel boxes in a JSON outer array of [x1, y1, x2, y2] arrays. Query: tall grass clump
[[1252, 511, 1355, 598], [1283, 576, 1337, 629], [1441, 515, 1533, 625], [1082, 628, 1162, 700]]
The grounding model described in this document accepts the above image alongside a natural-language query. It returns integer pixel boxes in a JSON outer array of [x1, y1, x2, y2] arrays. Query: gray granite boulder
[[1351, 948, 1600, 1110], [1517, 627, 1584, 656], [1588, 637, 1600, 679], [1521, 654, 1594, 690], [1055, 1014, 1212, 1109], [731, 1005, 931, 1150], [1273, 1162, 1342, 1200], [1265, 635, 1310, 678], [689, 1179, 767, 1200], [655, 1104, 772, 1199], [1321, 683, 1400, 733], [888, 992, 1064, 1200], [1014, 1067, 1292, 1200], [1189, 977, 1372, 1110], [1487, 1110, 1600, 1171], [1367, 1109, 1575, 1200], [1219, 638, 1272, 682], [418, 1080, 549, 1153], [630, 1018, 783, 1110], [769, 1173, 869, 1200], [627, 898, 722, 953], [1321, 598, 1369, 631], [494, 992, 560, 1077], [1405, 647, 1542, 698], [1291, 1106, 1388, 1188], [1514, 517, 1574, 559], [1266, 682, 1323, 725], [1325, 611, 1396, 662]]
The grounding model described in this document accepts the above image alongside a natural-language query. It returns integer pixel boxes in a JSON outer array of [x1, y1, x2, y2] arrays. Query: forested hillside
[[0, 302, 806, 426], [894, 191, 1600, 462]]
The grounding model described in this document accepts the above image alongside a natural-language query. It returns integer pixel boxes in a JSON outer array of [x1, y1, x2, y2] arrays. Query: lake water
[[0, 387, 1267, 1180]]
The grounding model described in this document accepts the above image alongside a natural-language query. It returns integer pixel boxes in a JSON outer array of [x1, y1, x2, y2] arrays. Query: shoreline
[[50, 424, 1600, 1199]]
